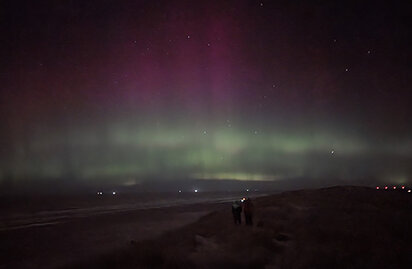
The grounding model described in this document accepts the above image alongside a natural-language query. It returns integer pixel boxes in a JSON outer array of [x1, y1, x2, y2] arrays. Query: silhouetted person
[[232, 201, 242, 224], [243, 198, 254, 226]]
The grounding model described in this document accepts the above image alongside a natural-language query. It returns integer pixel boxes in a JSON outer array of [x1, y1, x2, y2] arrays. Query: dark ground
[[1, 186, 411, 268], [70, 186, 412, 269], [0, 199, 227, 269]]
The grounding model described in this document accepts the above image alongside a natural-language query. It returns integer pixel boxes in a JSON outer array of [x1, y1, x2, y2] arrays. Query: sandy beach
[[70, 186, 412, 269], [0, 193, 240, 269], [1, 187, 411, 268]]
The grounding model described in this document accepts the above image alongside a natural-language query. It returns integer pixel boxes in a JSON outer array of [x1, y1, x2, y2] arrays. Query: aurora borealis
[[1, 0, 411, 188]]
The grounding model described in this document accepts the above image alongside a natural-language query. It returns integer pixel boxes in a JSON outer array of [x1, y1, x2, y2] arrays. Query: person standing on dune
[[243, 198, 254, 226]]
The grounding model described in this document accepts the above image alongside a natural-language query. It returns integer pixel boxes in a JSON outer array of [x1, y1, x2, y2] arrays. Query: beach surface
[[0, 192, 260, 268], [2, 187, 411, 268], [72, 186, 412, 269]]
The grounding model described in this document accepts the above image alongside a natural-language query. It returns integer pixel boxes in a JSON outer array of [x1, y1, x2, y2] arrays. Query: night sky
[[1, 0, 411, 188]]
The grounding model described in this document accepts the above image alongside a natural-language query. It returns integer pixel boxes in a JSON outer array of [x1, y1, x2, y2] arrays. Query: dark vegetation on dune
[[69, 186, 412, 269]]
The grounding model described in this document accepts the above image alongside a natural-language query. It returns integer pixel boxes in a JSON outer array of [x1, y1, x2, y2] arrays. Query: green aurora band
[[2, 119, 411, 185]]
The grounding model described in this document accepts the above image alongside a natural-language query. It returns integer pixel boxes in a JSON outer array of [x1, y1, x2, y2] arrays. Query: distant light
[[408, 190, 411, 193], [393, 186, 397, 190], [112, 191, 116, 195], [246, 189, 249, 192], [331, 150, 334, 154], [178, 190, 182, 193], [401, 186, 405, 189], [384, 186, 388, 190], [376, 187, 379, 190], [97, 192, 103, 195], [194, 189, 198, 193]]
